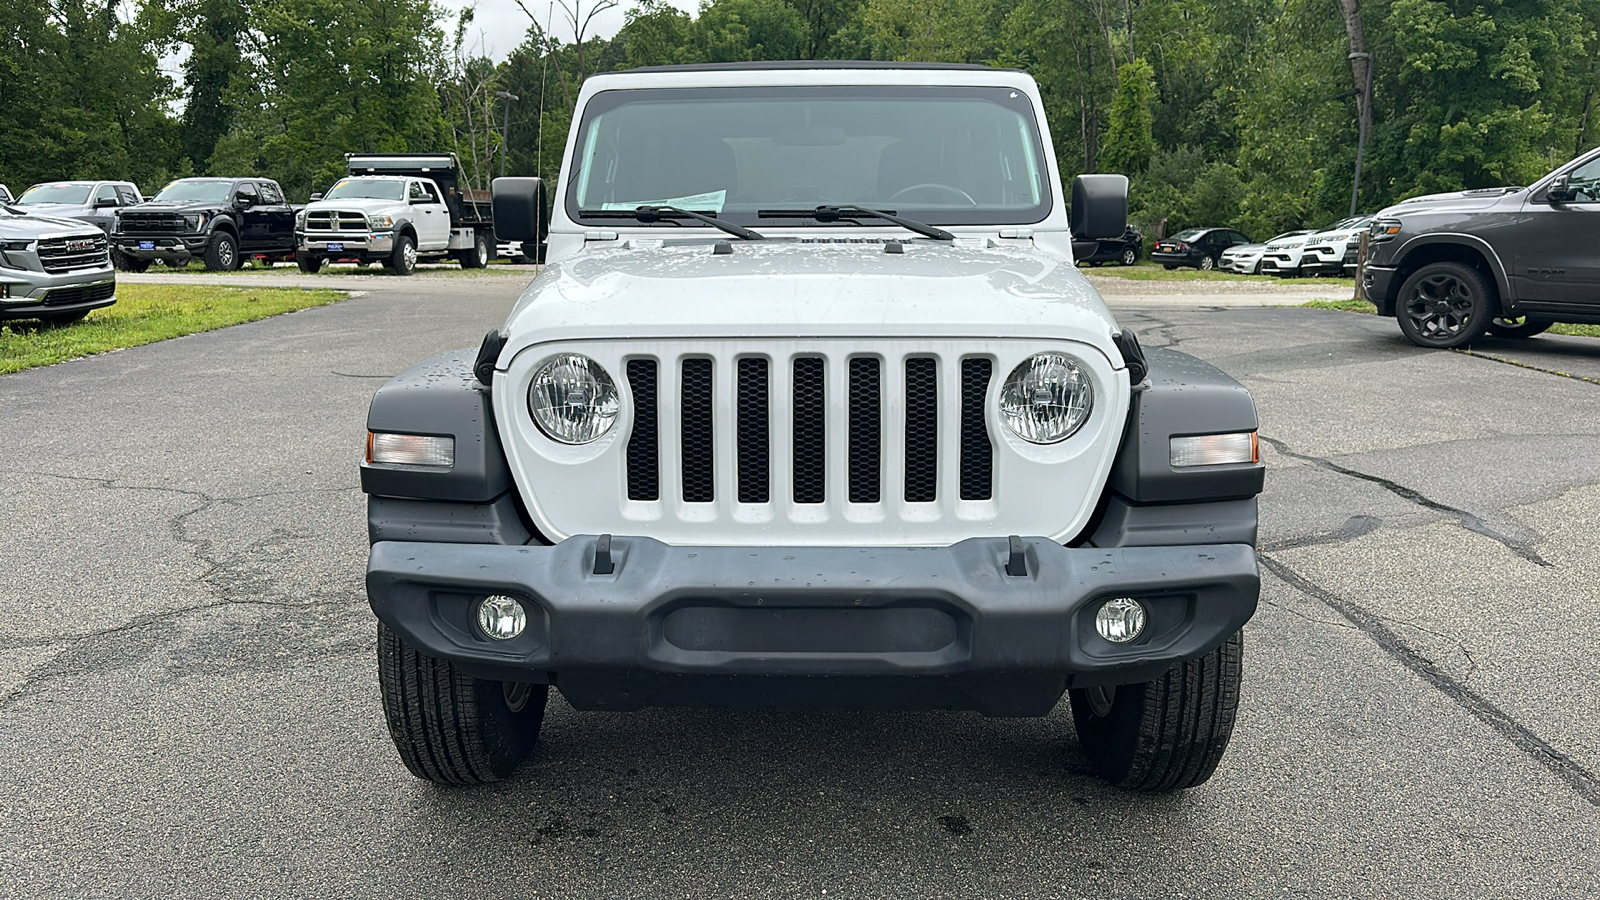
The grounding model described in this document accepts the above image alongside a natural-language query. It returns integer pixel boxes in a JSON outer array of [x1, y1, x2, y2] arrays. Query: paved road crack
[[1455, 348, 1600, 386], [1260, 435, 1552, 567], [1260, 554, 1599, 807], [1261, 514, 1383, 552]]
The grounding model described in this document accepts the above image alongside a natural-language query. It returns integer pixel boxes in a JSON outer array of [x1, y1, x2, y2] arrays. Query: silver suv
[[0, 205, 116, 324]]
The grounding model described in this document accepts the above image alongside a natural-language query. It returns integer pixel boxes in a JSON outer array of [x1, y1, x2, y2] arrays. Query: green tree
[[1100, 57, 1156, 174], [178, 0, 249, 172]]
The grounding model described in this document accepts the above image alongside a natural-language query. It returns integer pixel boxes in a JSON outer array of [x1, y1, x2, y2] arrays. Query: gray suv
[[1363, 146, 1600, 347], [0, 205, 117, 324]]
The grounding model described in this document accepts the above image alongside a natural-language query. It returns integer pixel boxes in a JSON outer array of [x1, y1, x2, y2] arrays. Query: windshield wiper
[[757, 205, 954, 241], [578, 205, 764, 240]]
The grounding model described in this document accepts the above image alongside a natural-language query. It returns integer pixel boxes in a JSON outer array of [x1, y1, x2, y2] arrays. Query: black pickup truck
[[1363, 145, 1600, 347], [113, 177, 299, 272]]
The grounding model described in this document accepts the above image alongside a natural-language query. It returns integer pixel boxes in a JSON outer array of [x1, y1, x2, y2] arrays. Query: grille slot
[[848, 357, 881, 503], [960, 358, 994, 501], [36, 235, 110, 273], [792, 357, 826, 504], [681, 358, 715, 503], [625, 359, 659, 501], [904, 357, 939, 502], [736, 358, 770, 504]]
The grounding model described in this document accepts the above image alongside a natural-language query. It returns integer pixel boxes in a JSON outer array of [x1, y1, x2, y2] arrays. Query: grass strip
[[1301, 297, 1600, 338], [0, 283, 344, 375]]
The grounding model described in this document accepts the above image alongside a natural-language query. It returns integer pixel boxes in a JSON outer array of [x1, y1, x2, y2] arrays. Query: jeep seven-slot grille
[[624, 354, 995, 507], [305, 210, 368, 232], [36, 235, 110, 273]]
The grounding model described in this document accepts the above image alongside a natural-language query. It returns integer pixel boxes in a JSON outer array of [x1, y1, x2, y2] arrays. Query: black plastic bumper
[[116, 234, 209, 261], [367, 535, 1259, 716], [1363, 264, 1398, 314]]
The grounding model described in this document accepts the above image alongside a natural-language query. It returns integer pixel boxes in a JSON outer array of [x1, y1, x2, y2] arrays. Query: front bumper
[[115, 234, 209, 261], [0, 268, 116, 319], [298, 231, 394, 257], [368, 535, 1260, 716]]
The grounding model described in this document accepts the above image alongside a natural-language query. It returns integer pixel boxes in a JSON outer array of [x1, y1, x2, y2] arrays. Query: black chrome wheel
[[1396, 261, 1492, 349]]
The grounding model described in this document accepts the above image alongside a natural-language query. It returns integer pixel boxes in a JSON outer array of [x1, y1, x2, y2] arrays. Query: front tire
[[390, 234, 417, 276], [1396, 261, 1493, 349], [203, 231, 239, 271], [377, 623, 548, 785], [1487, 316, 1551, 339], [459, 230, 490, 269], [1070, 631, 1243, 792], [297, 253, 324, 274], [113, 251, 150, 273]]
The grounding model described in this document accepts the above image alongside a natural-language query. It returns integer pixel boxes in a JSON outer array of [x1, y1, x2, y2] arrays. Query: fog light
[[1095, 597, 1147, 643], [477, 595, 526, 640]]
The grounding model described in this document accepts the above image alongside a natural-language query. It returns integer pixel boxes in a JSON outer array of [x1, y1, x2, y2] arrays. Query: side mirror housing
[[491, 177, 549, 244], [94, 197, 119, 209], [1070, 174, 1130, 241], [234, 193, 254, 209], [309, 192, 324, 202], [1547, 174, 1576, 203]]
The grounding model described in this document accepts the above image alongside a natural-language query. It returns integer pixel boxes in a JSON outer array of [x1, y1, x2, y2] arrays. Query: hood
[[304, 197, 403, 211], [1223, 243, 1266, 254], [16, 202, 94, 216], [0, 213, 103, 239], [501, 240, 1122, 360], [1383, 187, 1520, 216], [123, 200, 217, 214]]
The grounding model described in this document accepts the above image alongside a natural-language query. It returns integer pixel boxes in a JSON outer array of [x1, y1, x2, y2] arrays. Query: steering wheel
[[886, 183, 978, 206]]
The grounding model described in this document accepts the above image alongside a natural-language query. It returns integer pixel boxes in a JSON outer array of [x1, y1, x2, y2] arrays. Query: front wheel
[[377, 623, 548, 785], [297, 253, 324, 274], [1487, 316, 1551, 339], [203, 231, 239, 271], [390, 234, 417, 276], [1120, 247, 1138, 266], [1070, 631, 1243, 792], [459, 230, 490, 269], [1396, 261, 1493, 349], [113, 251, 150, 273]]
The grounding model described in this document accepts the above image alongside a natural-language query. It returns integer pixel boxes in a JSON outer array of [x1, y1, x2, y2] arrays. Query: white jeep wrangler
[[361, 62, 1263, 792]]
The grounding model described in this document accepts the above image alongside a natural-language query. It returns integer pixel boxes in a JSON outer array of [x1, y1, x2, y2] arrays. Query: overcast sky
[[440, 0, 703, 61]]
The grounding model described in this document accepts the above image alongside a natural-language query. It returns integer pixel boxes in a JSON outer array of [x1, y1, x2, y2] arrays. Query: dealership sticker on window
[[601, 190, 726, 214]]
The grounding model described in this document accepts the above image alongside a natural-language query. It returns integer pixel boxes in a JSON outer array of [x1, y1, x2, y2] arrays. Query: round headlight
[[999, 353, 1094, 443], [528, 354, 619, 444]]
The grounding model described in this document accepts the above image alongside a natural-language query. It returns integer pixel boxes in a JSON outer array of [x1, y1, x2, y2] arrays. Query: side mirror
[[491, 177, 549, 243], [234, 193, 254, 209], [95, 197, 118, 209], [1547, 174, 1576, 203], [1070, 174, 1130, 241], [309, 192, 324, 202]]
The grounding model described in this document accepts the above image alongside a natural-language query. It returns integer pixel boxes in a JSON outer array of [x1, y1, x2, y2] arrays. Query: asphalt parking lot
[[2, 269, 1597, 898]]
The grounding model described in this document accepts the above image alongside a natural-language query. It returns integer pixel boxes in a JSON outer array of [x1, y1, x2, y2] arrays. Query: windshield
[[155, 180, 234, 203], [18, 183, 92, 205], [1323, 216, 1369, 231], [323, 178, 406, 201], [568, 85, 1051, 227]]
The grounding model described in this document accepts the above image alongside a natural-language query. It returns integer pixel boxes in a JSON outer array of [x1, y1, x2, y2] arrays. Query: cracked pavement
[[1, 278, 1598, 897]]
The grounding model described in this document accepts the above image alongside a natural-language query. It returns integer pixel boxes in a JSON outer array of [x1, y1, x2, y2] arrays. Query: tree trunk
[[1337, 0, 1372, 137]]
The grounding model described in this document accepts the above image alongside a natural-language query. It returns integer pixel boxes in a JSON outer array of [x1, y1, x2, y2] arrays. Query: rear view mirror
[[491, 177, 549, 244], [1070, 174, 1130, 240]]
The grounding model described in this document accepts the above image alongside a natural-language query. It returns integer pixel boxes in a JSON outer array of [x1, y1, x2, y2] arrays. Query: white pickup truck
[[360, 62, 1264, 792], [295, 153, 502, 274]]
